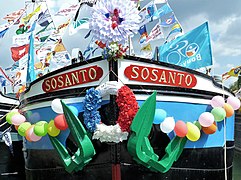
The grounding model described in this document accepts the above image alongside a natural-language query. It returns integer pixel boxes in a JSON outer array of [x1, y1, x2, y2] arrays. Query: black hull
[[235, 112, 241, 152], [24, 141, 234, 180]]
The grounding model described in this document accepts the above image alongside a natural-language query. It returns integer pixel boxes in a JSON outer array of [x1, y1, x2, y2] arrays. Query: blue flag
[[159, 22, 213, 69], [26, 33, 36, 84]]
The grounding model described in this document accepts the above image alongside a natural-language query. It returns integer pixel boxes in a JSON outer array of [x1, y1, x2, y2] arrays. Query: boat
[[3, 0, 240, 180], [0, 92, 25, 180]]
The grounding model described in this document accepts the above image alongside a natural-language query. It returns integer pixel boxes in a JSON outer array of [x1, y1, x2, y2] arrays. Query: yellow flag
[[222, 65, 241, 80], [22, 5, 41, 24], [171, 23, 181, 31], [141, 43, 152, 51]]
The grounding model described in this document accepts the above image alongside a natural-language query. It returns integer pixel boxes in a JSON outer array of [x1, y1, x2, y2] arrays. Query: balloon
[[15, 125, 19, 131], [47, 120, 60, 137], [193, 121, 202, 130], [210, 96, 225, 108], [211, 107, 226, 122], [6, 111, 19, 124], [227, 96, 241, 110], [11, 114, 26, 126], [51, 98, 63, 114], [54, 114, 68, 130], [153, 109, 167, 124], [186, 122, 200, 142], [18, 122, 31, 136], [198, 112, 214, 127], [160, 117, 175, 133], [34, 121, 48, 136], [223, 103, 234, 117], [174, 120, 188, 137], [202, 122, 217, 135], [26, 125, 42, 142], [68, 106, 79, 116]]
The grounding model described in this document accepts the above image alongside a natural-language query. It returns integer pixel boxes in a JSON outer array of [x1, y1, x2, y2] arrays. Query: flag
[[145, 23, 164, 43], [222, 66, 241, 80], [55, 4, 80, 16], [11, 44, 30, 61], [141, 43, 152, 51], [154, 0, 167, 4], [139, 1, 157, 26], [69, 18, 89, 35], [159, 22, 213, 69], [3, 8, 25, 22], [37, 10, 52, 27], [160, 14, 176, 27], [0, 28, 9, 38], [22, 5, 41, 24], [12, 33, 30, 46], [35, 22, 54, 43], [153, 4, 173, 20], [138, 25, 148, 44], [166, 23, 182, 40], [26, 33, 36, 84]]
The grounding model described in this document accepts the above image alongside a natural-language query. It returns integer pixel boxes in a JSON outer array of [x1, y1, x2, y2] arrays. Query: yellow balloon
[[186, 122, 201, 142], [47, 120, 60, 137]]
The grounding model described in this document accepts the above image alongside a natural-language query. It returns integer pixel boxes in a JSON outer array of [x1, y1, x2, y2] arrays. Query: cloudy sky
[[0, 0, 240, 87]]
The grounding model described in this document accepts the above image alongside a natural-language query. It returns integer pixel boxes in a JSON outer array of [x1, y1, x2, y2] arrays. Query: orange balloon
[[15, 125, 19, 131], [223, 103, 234, 117], [25, 125, 34, 142], [202, 122, 217, 135]]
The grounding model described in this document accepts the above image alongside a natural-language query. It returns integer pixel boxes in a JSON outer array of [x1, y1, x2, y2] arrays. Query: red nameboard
[[42, 65, 103, 92], [124, 65, 197, 88]]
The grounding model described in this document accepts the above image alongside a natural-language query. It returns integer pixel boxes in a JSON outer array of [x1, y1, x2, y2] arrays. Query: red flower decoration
[[116, 85, 139, 132]]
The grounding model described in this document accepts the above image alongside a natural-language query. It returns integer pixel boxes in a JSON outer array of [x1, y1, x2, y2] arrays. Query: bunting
[[55, 4, 80, 16], [145, 23, 164, 43], [138, 25, 148, 44], [10, 44, 30, 62], [153, 4, 173, 20], [21, 5, 41, 24], [139, 1, 157, 26], [222, 66, 241, 80], [3, 8, 26, 22]]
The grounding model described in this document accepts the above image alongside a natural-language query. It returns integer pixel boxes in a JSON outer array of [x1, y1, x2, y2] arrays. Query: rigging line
[[44, 1, 57, 29], [221, 82, 227, 180], [0, 121, 7, 128]]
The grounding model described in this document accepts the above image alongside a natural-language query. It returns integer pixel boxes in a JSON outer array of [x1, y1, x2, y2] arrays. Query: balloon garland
[[5, 92, 240, 143], [83, 81, 139, 143]]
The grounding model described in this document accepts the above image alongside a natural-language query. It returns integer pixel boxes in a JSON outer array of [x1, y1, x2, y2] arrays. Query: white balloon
[[160, 117, 175, 134], [227, 96, 241, 110], [51, 98, 63, 114]]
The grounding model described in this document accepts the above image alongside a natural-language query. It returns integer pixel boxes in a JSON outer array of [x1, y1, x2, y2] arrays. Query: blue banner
[[26, 33, 36, 84], [158, 22, 213, 69]]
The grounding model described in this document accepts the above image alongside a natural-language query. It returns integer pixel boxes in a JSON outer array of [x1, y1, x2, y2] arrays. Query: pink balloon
[[11, 114, 26, 126], [210, 96, 225, 108], [26, 125, 42, 142], [174, 120, 188, 137], [198, 112, 214, 127], [54, 114, 68, 130], [227, 96, 241, 110]]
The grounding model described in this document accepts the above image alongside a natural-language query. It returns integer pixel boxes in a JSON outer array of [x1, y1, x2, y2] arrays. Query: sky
[[0, 0, 240, 87]]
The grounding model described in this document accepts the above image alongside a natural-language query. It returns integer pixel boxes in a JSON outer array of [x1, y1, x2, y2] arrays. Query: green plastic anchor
[[49, 101, 96, 173], [127, 91, 187, 173]]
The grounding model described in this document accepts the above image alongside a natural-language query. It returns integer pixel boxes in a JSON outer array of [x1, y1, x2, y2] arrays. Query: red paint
[[124, 65, 197, 88]]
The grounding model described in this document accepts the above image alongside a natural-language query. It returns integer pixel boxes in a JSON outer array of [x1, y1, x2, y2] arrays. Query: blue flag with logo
[[159, 22, 213, 69]]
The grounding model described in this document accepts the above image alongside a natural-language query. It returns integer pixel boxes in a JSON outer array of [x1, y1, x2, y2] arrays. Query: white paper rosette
[[89, 0, 140, 45]]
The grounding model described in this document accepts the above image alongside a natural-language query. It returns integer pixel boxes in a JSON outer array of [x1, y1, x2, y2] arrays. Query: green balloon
[[211, 107, 226, 122], [18, 122, 31, 136], [6, 111, 19, 124], [193, 121, 202, 130], [34, 121, 48, 136]]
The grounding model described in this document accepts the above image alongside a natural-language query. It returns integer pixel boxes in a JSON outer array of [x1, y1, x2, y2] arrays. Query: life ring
[[83, 81, 139, 143]]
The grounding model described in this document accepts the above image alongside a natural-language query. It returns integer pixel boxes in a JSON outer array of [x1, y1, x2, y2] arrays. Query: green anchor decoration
[[49, 101, 96, 173], [127, 91, 187, 173]]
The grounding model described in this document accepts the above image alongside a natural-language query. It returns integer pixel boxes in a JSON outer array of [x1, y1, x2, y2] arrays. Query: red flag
[[10, 44, 29, 61]]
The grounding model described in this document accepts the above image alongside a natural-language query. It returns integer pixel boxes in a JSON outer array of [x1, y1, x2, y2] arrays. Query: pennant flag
[[160, 14, 177, 27], [22, 5, 41, 24], [11, 44, 30, 62], [139, 1, 157, 26], [0, 28, 9, 38], [69, 18, 89, 36], [12, 33, 30, 46], [37, 10, 52, 27], [159, 22, 213, 69], [222, 65, 241, 80], [26, 33, 36, 84], [141, 43, 152, 51], [138, 25, 148, 44], [54, 39, 66, 52], [166, 23, 182, 40], [35, 22, 54, 43], [55, 4, 80, 16], [154, 0, 167, 4], [145, 23, 164, 43], [3, 8, 26, 22], [153, 4, 173, 20]]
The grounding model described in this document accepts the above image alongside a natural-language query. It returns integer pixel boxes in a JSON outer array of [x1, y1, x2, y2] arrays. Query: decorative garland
[[83, 82, 139, 142]]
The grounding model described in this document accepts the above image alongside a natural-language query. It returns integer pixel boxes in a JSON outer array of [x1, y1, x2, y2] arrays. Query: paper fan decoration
[[89, 0, 140, 45]]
